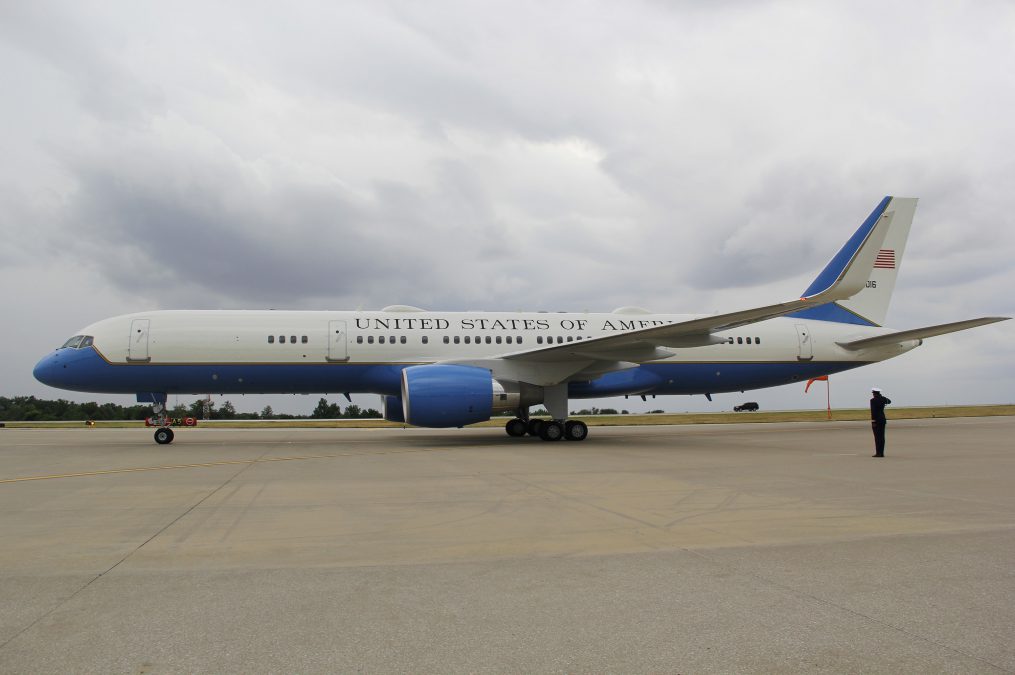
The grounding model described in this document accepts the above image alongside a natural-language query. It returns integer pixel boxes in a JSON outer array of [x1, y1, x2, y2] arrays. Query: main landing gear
[[503, 384, 588, 442], [504, 417, 589, 442]]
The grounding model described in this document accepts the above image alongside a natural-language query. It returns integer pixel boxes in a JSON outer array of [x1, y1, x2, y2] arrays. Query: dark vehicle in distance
[[734, 402, 760, 412]]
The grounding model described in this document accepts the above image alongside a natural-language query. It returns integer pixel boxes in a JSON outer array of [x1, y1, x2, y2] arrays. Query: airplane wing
[[448, 194, 898, 385], [503, 191, 895, 364], [836, 317, 1010, 350]]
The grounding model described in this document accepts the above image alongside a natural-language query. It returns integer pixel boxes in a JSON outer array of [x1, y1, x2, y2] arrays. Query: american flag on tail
[[874, 249, 895, 269]]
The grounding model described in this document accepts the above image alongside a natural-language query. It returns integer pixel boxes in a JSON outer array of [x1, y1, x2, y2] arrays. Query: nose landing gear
[[154, 426, 175, 445], [139, 394, 179, 445], [147, 400, 175, 444]]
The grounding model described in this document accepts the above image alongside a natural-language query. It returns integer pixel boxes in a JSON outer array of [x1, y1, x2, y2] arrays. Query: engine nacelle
[[400, 364, 494, 427], [399, 364, 543, 428]]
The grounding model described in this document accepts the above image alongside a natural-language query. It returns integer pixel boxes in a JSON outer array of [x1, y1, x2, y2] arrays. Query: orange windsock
[[805, 375, 828, 393]]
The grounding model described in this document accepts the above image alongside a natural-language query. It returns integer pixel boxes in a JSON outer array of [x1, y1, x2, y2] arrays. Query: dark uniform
[[870, 390, 891, 457]]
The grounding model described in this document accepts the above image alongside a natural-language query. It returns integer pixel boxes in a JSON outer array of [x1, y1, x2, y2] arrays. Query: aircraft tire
[[527, 419, 544, 437], [539, 421, 564, 441], [154, 427, 174, 445], [505, 418, 527, 437], [564, 420, 588, 441]]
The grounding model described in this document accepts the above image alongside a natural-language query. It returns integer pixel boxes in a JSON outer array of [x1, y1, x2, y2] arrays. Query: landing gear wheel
[[154, 427, 174, 445], [564, 420, 588, 441], [527, 419, 545, 437], [505, 418, 527, 437], [539, 421, 564, 441]]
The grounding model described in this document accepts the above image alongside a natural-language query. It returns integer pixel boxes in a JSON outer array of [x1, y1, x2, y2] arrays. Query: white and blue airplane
[[34, 197, 1008, 444]]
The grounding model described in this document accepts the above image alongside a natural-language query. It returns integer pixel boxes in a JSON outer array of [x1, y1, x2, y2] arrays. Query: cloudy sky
[[2, 0, 1012, 415]]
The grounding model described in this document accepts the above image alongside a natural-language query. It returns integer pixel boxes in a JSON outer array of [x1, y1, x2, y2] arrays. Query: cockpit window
[[59, 335, 94, 349]]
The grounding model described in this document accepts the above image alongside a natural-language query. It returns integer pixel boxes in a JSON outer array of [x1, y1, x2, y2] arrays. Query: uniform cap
[[871, 387, 881, 392]]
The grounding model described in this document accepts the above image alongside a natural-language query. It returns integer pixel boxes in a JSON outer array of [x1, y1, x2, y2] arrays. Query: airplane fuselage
[[34, 308, 916, 399]]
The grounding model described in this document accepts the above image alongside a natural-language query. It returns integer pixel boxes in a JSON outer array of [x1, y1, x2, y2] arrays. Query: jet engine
[[399, 364, 539, 428]]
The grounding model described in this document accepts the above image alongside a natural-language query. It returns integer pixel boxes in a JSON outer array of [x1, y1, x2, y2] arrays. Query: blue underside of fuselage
[[35, 347, 868, 399]]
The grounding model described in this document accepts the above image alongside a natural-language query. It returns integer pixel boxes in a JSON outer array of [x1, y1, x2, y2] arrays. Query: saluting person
[[870, 387, 892, 457]]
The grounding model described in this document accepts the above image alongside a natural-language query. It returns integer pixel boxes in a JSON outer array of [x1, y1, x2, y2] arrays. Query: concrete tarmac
[[1, 417, 1013, 673]]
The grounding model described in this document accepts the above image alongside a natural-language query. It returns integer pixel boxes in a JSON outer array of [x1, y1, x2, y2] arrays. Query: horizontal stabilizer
[[836, 317, 1010, 350]]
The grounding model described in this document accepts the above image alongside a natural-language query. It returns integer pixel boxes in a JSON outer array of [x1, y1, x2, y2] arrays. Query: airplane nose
[[33, 352, 61, 387]]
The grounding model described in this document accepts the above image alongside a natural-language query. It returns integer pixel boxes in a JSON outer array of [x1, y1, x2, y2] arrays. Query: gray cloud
[[0, 3, 164, 124]]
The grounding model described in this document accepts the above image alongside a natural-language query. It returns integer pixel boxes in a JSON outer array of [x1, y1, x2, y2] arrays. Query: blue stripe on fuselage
[[33, 347, 407, 396], [569, 361, 865, 397], [787, 302, 877, 326]]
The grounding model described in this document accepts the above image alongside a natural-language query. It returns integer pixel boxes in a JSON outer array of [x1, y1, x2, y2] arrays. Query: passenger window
[[557, 336, 563, 344], [356, 336, 363, 344], [268, 335, 275, 344], [279, 335, 286, 343], [517, 337, 523, 344], [728, 337, 734, 344], [302, 336, 308, 344], [755, 337, 761, 344], [566, 336, 573, 342], [506, 336, 513, 344], [485, 336, 492, 344], [422, 336, 429, 344], [379, 336, 386, 344], [290, 336, 296, 344], [537, 336, 543, 344], [400, 336, 406, 344], [737, 337, 743, 344], [496, 336, 502, 344], [368, 336, 374, 344], [454, 336, 460, 344], [443, 336, 450, 344], [390, 336, 395, 344], [746, 337, 752, 344]]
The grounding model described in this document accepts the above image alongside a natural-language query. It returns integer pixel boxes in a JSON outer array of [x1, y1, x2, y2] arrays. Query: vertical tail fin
[[790, 196, 917, 327]]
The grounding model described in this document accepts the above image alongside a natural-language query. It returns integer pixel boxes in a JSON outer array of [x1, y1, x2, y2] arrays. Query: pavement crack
[[0, 446, 269, 653]]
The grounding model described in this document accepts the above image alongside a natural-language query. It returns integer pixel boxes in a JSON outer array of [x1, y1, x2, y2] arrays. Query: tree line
[[1, 396, 662, 422], [0, 396, 379, 422]]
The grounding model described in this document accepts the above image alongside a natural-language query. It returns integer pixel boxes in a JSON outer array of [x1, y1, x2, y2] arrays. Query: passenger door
[[128, 319, 151, 362], [795, 323, 813, 361], [328, 320, 349, 362]]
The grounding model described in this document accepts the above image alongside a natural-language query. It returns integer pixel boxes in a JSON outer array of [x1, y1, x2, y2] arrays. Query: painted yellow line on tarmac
[[0, 448, 432, 484]]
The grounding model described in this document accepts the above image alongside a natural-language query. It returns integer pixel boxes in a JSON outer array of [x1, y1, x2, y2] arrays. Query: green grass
[[3, 405, 1012, 429]]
